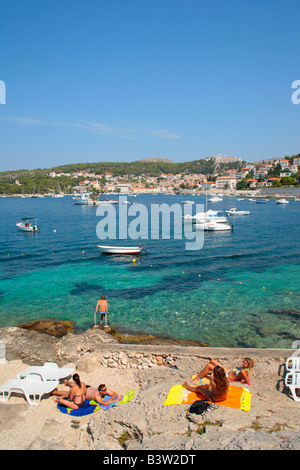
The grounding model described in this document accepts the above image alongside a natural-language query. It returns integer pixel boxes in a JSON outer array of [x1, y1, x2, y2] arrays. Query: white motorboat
[[208, 196, 223, 202], [181, 200, 195, 204], [74, 193, 94, 205], [275, 199, 289, 204], [94, 199, 119, 205], [248, 198, 256, 202], [97, 244, 148, 254], [225, 208, 250, 216], [195, 220, 233, 231], [16, 218, 40, 232], [183, 209, 227, 223]]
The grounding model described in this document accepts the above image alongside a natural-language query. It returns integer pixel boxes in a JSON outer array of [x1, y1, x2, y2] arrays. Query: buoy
[[239, 282, 242, 284], [53, 229, 56, 233], [82, 251, 85, 254], [290, 292, 292, 295], [263, 286, 265, 289], [199, 275, 201, 277], [217, 278, 220, 281], [133, 259, 136, 263], [182, 271, 184, 274], [52, 253, 54, 255]]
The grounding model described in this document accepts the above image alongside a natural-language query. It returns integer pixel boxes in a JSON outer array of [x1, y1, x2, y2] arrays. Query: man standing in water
[[95, 295, 109, 327]]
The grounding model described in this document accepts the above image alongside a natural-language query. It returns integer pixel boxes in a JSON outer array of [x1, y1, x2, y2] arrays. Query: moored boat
[[275, 199, 289, 204], [16, 218, 40, 232], [225, 208, 250, 216], [97, 244, 148, 254]]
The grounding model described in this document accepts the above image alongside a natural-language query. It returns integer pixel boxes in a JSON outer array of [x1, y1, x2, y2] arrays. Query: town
[[1, 154, 299, 196]]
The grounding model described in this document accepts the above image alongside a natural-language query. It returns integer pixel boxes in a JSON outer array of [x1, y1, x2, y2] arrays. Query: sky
[[0, 0, 300, 171]]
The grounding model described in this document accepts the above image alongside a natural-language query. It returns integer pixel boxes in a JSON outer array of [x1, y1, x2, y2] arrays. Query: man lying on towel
[[86, 383, 122, 406], [183, 365, 229, 402]]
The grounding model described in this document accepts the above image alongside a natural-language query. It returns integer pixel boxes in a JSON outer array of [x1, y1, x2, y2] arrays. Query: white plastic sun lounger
[[286, 348, 300, 373], [285, 372, 300, 402], [0, 375, 59, 406], [17, 362, 74, 382]]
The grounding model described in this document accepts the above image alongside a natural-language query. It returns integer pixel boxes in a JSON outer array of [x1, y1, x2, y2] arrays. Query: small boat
[[183, 209, 227, 223], [208, 196, 223, 202], [181, 200, 195, 204], [94, 199, 119, 205], [225, 208, 250, 216], [97, 244, 149, 254], [74, 193, 94, 205], [295, 197, 300, 202], [276, 199, 289, 204], [16, 218, 40, 232], [195, 220, 233, 231], [248, 198, 256, 202]]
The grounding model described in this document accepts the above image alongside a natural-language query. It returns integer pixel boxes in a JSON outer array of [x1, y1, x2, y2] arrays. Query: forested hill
[[45, 157, 244, 177]]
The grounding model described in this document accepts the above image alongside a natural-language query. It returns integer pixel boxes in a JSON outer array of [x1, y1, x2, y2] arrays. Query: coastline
[[0, 325, 299, 450]]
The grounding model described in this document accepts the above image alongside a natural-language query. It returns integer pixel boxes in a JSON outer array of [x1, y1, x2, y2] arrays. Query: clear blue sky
[[1, 0, 300, 171]]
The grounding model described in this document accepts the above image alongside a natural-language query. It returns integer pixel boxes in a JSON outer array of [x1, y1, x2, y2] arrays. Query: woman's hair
[[213, 366, 228, 392], [101, 295, 105, 300], [244, 358, 254, 369], [73, 373, 81, 388]]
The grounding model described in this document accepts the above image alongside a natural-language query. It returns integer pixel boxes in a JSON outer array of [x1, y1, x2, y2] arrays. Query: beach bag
[[189, 400, 211, 415]]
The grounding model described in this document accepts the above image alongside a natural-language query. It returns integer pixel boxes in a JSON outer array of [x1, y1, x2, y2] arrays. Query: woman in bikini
[[184, 365, 229, 402], [52, 373, 87, 410], [191, 357, 254, 386]]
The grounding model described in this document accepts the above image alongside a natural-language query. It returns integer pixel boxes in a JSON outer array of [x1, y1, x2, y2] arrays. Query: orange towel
[[163, 383, 251, 411]]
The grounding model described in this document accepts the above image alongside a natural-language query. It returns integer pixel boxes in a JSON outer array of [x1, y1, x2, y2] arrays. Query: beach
[[0, 326, 299, 451]]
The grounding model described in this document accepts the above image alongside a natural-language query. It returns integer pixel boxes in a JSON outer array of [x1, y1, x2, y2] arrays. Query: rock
[[17, 319, 75, 337]]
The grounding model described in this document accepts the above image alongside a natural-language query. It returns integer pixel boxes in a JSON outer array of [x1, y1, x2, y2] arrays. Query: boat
[[94, 199, 119, 205], [208, 196, 223, 202], [295, 197, 300, 202], [74, 193, 95, 205], [256, 199, 267, 204], [248, 198, 256, 202], [181, 200, 195, 204], [276, 199, 289, 204], [16, 218, 40, 232], [97, 244, 149, 254], [225, 208, 250, 216], [183, 209, 227, 223], [195, 220, 233, 231]]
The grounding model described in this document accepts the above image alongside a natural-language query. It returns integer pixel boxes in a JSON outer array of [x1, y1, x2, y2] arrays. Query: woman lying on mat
[[51, 373, 87, 410], [183, 365, 229, 402], [191, 357, 254, 386]]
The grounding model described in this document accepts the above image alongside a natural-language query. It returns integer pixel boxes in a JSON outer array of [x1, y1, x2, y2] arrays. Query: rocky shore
[[0, 325, 299, 451]]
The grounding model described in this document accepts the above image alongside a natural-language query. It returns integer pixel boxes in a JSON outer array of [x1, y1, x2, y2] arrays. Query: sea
[[0, 194, 299, 349]]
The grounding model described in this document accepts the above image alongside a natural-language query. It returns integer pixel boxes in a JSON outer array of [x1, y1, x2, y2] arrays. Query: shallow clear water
[[0, 194, 299, 348]]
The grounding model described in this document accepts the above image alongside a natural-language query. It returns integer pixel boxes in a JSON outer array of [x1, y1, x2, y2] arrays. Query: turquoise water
[[0, 195, 299, 348]]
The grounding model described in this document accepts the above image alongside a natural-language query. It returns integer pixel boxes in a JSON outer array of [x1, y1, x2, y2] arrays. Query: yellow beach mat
[[163, 384, 251, 411]]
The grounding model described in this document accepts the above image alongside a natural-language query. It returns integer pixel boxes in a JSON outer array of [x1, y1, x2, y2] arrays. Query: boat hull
[[97, 245, 142, 254]]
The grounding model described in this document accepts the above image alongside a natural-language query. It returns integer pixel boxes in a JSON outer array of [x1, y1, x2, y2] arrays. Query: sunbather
[[184, 365, 229, 402], [86, 383, 122, 406], [191, 357, 254, 386], [52, 373, 87, 410]]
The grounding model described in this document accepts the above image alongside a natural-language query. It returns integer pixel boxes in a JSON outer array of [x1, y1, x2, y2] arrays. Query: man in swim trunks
[[86, 383, 122, 406], [95, 295, 109, 326], [191, 357, 254, 386]]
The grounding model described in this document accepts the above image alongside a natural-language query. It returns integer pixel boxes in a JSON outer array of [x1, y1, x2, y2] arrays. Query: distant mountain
[[135, 157, 175, 164]]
